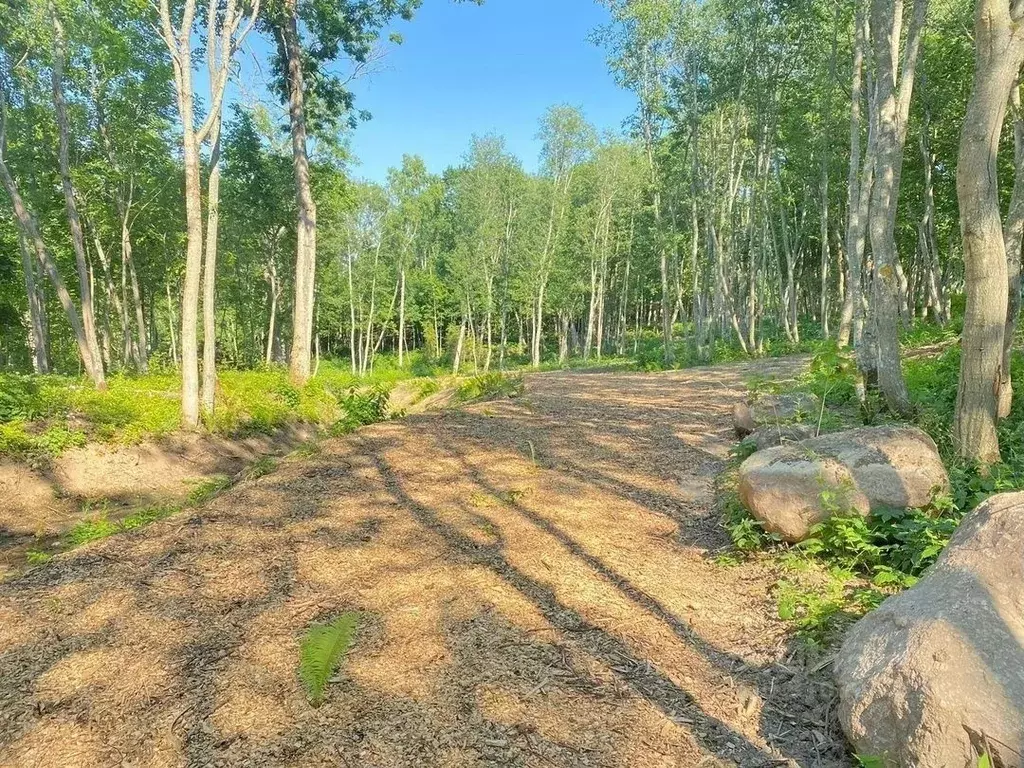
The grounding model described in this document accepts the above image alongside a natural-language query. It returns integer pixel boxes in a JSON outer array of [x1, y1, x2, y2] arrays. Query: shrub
[[456, 372, 523, 402]]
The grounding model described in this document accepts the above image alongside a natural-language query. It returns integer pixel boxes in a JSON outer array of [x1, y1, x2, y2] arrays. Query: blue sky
[[324, 0, 635, 182]]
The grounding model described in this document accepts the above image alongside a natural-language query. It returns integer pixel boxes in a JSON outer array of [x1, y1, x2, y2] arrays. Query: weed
[[456, 372, 524, 402], [187, 475, 232, 506], [65, 503, 180, 548], [292, 442, 322, 459], [245, 457, 277, 481], [66, 515, 121, 547]]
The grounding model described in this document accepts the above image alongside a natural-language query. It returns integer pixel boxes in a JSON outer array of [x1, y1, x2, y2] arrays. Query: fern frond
[[299, 612, 359, 706]]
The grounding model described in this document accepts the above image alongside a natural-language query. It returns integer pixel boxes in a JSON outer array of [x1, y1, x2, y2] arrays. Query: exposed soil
[[0, 360, 852, 767], [0, 425, 316, 579]]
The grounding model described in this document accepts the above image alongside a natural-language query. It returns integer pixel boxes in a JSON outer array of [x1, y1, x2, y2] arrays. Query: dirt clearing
[[0, 361, 850, 767]]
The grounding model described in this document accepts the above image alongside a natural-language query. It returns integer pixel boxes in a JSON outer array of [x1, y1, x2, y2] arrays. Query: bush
[[456, 372, 524, 402]]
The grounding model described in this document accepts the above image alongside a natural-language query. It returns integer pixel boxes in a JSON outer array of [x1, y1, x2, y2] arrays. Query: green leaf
[[299, 612, 360, 706]]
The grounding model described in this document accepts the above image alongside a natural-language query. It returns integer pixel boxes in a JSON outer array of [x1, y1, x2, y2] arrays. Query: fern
[[299, 612, 359, 706]]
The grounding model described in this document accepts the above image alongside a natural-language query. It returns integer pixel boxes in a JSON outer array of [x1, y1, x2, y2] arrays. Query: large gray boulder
[[737, 425, 948, 541], [835, 492, 1024, 767], [733, 392, 819, 438]]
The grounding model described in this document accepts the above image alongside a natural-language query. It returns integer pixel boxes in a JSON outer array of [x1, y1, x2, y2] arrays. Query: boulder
[[737, 425, 948, 542], [733, 392, 819, 438], [733, 402, 758, 437], [835, 492, 1024, 767], [744, 424, 817, 452]]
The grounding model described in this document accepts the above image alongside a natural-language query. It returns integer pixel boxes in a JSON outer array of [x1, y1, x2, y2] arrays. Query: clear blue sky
[[339, 0, 636, 182]]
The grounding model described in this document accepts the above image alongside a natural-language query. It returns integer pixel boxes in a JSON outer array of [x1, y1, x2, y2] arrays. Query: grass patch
[[186, 475, 232, 506], [66, 503, 180, 548], [0, 360, 406, 459]]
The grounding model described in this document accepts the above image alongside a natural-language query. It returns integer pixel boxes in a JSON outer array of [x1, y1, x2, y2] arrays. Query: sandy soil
[[0, 361, 851, 767]]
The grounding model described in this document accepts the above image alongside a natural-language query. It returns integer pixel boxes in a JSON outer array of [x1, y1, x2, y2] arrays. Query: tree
[[861, 0, 928, 416], [953, 0, 1024, 465], [157, 0, 258, 427]]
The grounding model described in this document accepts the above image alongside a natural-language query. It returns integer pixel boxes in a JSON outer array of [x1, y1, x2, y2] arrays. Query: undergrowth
[[456, 372, 524, 402], [723, 331, 1024, 646], [0, 361, 402, 460]]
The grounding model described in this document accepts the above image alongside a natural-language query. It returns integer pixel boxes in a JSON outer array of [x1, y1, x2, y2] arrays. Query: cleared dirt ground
[[0, 361, 850, 768]]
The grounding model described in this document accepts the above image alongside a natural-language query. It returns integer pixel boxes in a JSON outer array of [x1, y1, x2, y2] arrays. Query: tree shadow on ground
[[0, 359, 852, 767]]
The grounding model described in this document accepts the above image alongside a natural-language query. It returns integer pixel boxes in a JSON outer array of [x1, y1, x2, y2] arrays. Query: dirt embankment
[[0, 424, 317, 577]]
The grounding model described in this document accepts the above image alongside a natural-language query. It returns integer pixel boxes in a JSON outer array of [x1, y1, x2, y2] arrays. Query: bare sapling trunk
[[398, 266, 406, 367], [158, 0, 258, 427], [954, 0, 1024, 464], [864, 0, 927, 416], [166, 281, 178, 367], [202, 116, 222, 416], [18, 232, 49, 372], [999, 80, 1024, 418], [51, 12, 105, 388], [841, 7, 871, 349]]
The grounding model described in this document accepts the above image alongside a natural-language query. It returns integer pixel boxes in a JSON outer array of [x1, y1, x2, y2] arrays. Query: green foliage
[[299, 612, 360, 706], [0, 422, 87, 461], [0, 363, 408, 458], [330, 386, 392, 435], [65, 503, 179, 548], [855, 755, 887, 768], [720, 477, 775, 551], [244, 457, 278, 481], [186, 475, 232, 506], [455, 373, 524, 402], [25, 549, 52, 565], [775, 573, 883, 647]]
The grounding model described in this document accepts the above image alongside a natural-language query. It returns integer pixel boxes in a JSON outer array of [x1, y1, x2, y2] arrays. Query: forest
[[1, 0, 1024, 765], [0, 0, 1016, 461]]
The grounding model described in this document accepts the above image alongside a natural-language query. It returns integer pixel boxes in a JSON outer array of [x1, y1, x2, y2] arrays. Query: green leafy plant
[[455, 372, 524, 402], [299, 612, 360, 706]]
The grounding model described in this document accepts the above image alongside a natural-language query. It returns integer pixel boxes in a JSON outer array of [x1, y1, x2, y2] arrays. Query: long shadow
[[362, 439, 782, 767]]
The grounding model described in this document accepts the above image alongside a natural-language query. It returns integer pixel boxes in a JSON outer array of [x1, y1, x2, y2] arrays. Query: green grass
[[66, 503, 181, 548], [186, 475, 232, 506], [0, 360, 407, 460]]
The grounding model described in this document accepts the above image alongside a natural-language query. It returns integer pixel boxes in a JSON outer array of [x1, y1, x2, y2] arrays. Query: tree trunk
[[398, 266, 406, 367], [0, 88, 97, 384], [954, 0, 1024, 464], [999, 80, 1024, 419], [864, 0, 927, 416], [453, 314, 466, 374], [18, 232, 49, 373], [51, 12, 105, 388], [166, 281, 179, 367], [202, 117, 222, 416], [842, 4, 873, 350], [280, 0, 318, 385]]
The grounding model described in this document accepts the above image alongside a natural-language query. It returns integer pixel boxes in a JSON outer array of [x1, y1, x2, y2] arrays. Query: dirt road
[[0, 361, 849, 767]]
